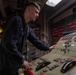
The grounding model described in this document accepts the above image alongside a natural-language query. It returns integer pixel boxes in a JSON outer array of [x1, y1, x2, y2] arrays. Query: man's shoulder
[[11, 15, 22, 21]]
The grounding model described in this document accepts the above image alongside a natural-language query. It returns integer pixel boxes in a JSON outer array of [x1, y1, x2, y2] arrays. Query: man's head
[[23, 2, 40, 23]]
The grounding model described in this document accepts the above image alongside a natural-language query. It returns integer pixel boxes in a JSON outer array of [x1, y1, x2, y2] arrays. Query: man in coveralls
[[0, 1, 54, 75]]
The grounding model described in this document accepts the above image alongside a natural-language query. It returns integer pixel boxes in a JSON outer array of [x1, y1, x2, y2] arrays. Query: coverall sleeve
[[27, 26, 49, 51]]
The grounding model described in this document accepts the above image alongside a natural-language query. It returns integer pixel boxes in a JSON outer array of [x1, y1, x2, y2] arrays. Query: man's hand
[[49, 45, 55, 51], [22, 60, 31, 70]]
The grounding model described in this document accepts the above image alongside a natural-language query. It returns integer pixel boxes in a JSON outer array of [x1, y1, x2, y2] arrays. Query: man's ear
[[27, 6, 32, 12]]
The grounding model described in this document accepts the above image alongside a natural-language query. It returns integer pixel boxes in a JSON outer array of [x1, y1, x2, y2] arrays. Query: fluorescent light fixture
[[46, 0, 62, 7]]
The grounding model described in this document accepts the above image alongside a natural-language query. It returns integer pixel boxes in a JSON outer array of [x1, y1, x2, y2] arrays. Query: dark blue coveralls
[[0, 15, 49, 75]]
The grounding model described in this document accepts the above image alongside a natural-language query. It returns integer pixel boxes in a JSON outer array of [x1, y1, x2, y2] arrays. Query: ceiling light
[[46, 0, 62, 7]]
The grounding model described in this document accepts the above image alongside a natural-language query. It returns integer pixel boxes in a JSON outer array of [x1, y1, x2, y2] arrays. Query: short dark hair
[[16, 2, 40, 15], [24, 1, 40, 11]]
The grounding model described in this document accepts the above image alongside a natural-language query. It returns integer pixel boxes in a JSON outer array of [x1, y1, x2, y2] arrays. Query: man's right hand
[[22, 60, 31, 69]]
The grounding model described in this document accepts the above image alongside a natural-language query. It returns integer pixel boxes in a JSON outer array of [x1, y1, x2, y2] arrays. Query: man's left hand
[[49, 45, 55, 51]]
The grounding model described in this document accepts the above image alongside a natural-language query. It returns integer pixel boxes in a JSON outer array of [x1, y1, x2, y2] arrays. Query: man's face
[[29, 6, 40, 21]]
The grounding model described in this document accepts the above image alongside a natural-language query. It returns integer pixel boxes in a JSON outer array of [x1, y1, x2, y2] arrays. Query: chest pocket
[[18, 25, 30, 44]]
